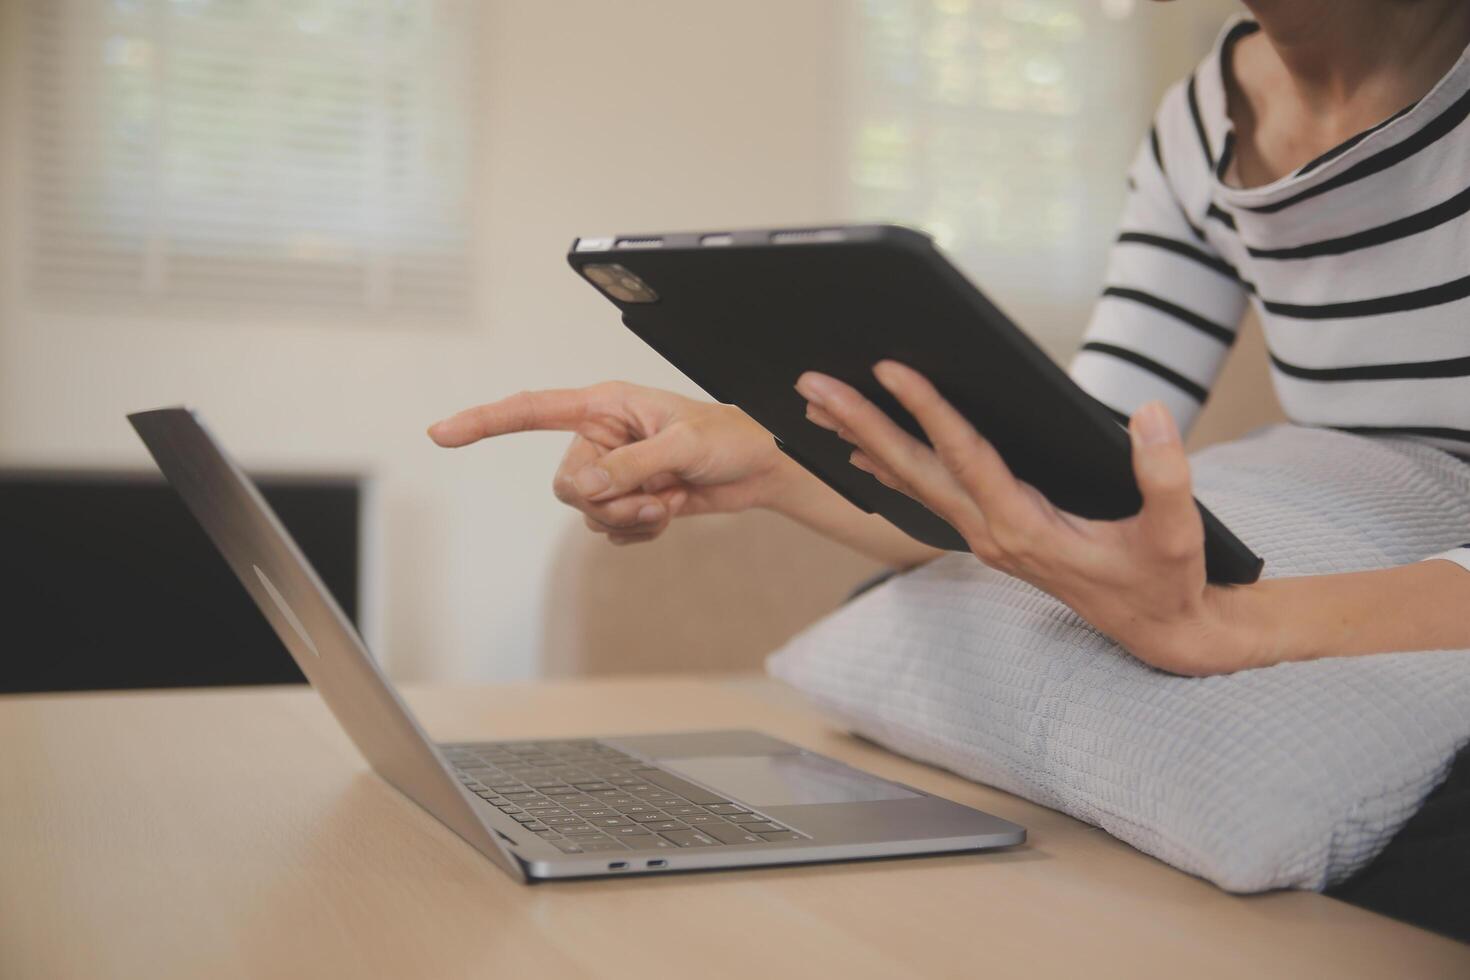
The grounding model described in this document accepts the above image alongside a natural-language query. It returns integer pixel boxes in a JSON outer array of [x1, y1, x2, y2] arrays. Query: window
[[851, 0, 1154, 342], [24, 0, 477, 318]]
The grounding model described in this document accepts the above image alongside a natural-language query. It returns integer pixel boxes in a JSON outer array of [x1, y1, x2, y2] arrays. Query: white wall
[[0, 0, 852, 681], [0, 0, 1239, 682]]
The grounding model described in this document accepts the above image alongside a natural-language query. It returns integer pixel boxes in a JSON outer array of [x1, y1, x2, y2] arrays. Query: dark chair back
[[0, 469, 362, 693]]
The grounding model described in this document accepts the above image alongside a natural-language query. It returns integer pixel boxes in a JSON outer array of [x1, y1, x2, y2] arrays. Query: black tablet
[[567, 224, 1263, 585]]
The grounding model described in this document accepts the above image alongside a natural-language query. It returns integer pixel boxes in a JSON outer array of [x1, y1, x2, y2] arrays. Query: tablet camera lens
[[582, 263, 658, 304]]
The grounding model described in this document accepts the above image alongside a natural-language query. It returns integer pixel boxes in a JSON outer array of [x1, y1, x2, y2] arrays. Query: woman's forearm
[[760, 453, 943, 569], [1219, 560, 1470, 669]]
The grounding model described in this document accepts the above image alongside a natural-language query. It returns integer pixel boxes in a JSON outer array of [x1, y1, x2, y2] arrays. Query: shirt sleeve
[[1422, 545, 1470, 574], [1068, 122, 1251, 438]]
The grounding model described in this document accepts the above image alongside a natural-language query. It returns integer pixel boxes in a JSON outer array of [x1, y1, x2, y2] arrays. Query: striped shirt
[[1068, 16, 1470, 575]]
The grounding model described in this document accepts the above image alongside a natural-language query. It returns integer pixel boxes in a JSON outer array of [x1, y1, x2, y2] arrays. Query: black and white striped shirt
[[1069, 16, 1470, 573]]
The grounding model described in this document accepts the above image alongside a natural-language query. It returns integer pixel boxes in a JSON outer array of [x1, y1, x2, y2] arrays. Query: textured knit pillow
[[767, 425, 1470, 892]]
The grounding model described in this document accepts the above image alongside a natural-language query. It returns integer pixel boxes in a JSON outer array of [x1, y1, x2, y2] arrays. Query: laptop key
[[682, 813, 722, 825], [660, 829, 718, 847], [705, 804, 749, 815], [699, 822, 765, 845], [589, 816, 634, 828], [607, 825, 652, 837], [739, 822, 784, 833], [576, 838, 630, 853], [561, 827, 607, 838], [661, 805, 702, 816], [619, 835, 678, 850], [628, 812, 671, 823], [541, 816, 587, 828], [759, 832, 800, 842], [637, 771, 730, 805], [522, 822, 550, 832], [725, 813, 765, 823]]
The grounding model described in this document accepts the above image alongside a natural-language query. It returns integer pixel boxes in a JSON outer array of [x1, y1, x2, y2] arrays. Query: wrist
[[1203, 581, 1285, 672], [752, 447, 817, 514]]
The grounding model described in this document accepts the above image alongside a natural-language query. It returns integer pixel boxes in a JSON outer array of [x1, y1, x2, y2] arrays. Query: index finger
[[428, 388, 598, 447], [871, 361, 1027, 519]]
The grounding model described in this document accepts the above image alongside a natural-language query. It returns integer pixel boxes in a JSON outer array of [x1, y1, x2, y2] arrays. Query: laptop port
[[646, 859, 668, 868], [607, 861, 628, 871]]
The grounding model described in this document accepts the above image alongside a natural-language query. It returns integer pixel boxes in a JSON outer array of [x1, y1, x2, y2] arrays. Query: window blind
[[851, 0, 1151, 322], [24, 0, 477, 318]]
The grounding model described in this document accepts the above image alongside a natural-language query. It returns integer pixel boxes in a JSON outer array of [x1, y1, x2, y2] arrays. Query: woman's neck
[[1242, 0, 1470, 114]]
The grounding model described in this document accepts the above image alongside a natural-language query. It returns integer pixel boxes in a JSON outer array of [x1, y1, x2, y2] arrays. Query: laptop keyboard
[[442, 739, 802, 854]]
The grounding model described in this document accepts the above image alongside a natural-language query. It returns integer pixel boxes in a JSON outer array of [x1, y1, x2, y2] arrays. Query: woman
[[431, 0, 1470, 934]]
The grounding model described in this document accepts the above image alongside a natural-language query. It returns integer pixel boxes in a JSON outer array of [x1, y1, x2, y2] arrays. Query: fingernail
[[637, 503, 662, 524], [573, 466, 611, 496], [1133, 402, 1178, 447], [427, 421, 446, 438], [795, 373, 835, 407]]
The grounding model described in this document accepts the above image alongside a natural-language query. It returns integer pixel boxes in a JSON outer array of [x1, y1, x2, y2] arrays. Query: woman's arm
[[1067, 107, 1250, 435], [1223, 561, 1470, 669], [761, 452, 943, 568], [428, 383, 942, 569]]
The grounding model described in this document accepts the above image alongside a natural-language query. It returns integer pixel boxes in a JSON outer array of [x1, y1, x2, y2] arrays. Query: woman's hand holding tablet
[[795, 361, 1256, 676]]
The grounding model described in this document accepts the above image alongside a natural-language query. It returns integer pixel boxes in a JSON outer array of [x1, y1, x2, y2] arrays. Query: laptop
[[129, 407, 1025, 881]]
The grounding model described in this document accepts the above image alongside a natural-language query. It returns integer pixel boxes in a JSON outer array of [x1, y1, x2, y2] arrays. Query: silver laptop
[[129, 407, 1024, 881]]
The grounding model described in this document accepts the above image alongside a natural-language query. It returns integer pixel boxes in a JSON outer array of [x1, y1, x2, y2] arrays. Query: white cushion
[[767, 425, 1470, 891]]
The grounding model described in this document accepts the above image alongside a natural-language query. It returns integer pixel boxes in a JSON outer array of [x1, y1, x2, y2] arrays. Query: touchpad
[[662, 754, 919, 806]]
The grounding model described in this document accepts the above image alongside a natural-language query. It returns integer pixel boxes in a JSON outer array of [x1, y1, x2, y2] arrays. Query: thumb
[[570, 423, 700, 501], [1128, 401, 1201, 561]]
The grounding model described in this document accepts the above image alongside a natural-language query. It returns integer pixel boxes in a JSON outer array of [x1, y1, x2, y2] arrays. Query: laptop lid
[[128, 407, 526, 881]]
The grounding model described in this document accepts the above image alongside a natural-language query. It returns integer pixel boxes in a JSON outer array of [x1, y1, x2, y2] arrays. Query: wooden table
[[3, 676, 1465, 979]]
